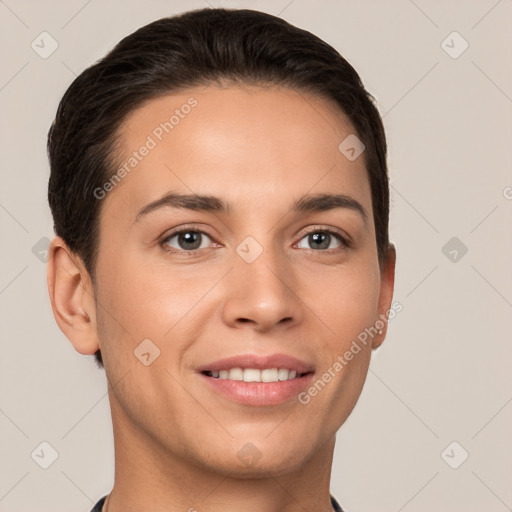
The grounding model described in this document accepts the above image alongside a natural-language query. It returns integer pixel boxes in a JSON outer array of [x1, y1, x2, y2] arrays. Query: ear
[[372, 243, 396, 350], [47, 236, 100, 355]]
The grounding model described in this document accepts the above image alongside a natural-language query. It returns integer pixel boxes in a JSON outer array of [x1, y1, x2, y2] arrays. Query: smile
[[197, 353, 315, 406], [203, 367, 308, 382]]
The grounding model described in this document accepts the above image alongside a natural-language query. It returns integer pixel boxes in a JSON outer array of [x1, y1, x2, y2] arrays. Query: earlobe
[[47, 236, 100, 356], [372, 243, 397, 350]]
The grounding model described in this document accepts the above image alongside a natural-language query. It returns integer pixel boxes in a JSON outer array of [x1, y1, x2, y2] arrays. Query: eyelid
[[159, 224, 352, 253], [293, 228, 351, 253], [298, 225, 352, 247], [160, 225, 217, 250]]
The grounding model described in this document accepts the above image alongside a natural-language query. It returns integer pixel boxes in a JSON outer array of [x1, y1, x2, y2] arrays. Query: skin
[[47, 84, 395, 512]]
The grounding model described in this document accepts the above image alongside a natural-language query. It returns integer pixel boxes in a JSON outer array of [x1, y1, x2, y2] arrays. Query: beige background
[[1, 1, 511, 511]]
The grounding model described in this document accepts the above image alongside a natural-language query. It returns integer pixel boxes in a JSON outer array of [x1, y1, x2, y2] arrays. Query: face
[[91, 84, 394, 476]]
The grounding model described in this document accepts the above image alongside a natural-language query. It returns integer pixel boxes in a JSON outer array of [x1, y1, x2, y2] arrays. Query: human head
[[47, 7, 391, 368]]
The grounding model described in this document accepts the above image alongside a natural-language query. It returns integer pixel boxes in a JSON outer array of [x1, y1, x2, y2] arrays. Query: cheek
[[93, 249, 205, 361], [303, 261, 380, 410], [95, 237, 164, 322], [93, 247, 156, 366], [309, 261, 381, 342]]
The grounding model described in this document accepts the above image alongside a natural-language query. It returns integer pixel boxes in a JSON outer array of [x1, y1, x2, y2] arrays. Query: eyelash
[[160, 226, 351, 255]]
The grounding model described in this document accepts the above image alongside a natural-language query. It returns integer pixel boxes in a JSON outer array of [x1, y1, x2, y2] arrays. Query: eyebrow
[[134, 191, 368, 225]]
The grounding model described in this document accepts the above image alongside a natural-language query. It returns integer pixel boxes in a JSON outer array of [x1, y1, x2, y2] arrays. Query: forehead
[[101, 84, 372, 224]]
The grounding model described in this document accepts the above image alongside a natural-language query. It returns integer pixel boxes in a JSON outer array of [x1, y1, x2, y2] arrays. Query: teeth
[[244, 368, 261, 382], [210, 368, 301, 382], [261, 368, 278, 382], [278, 368, 289, 381], [228, 367, 243, 380]]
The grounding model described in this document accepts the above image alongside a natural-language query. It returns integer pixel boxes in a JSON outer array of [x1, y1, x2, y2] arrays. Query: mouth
[[202, 367, 311, 382], [197, 354, 315, 406]]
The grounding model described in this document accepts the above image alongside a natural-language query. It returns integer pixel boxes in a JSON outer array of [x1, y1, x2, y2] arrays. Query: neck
[[105, 391, 336, 512]]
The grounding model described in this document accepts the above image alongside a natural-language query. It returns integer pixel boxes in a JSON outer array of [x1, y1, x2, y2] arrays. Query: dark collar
[[90, 494, 346, 511]]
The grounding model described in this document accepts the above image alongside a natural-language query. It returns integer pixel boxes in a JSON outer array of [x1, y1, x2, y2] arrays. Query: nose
[[221, 241, 304, 333]]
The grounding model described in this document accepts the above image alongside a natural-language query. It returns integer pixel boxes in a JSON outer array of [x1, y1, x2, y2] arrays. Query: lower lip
[[199, 372, 315, 406]]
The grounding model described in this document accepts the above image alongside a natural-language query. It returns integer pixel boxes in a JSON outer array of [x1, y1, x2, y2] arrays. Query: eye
[[296, 229, 349, 251], [160, 227, 350, 254], [162, 229, 213, 252]]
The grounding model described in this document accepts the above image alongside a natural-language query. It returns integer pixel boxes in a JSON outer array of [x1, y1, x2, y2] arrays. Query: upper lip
[[197, 353, 315, 374]]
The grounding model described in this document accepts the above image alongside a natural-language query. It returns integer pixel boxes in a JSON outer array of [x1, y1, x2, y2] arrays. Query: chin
[[191, 433, 317, 478]]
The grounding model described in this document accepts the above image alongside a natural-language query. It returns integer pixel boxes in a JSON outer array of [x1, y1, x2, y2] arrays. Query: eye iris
[[171, 231, 337, 251], [310, 232, 330, 250], [179, 231, 202, 250]]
